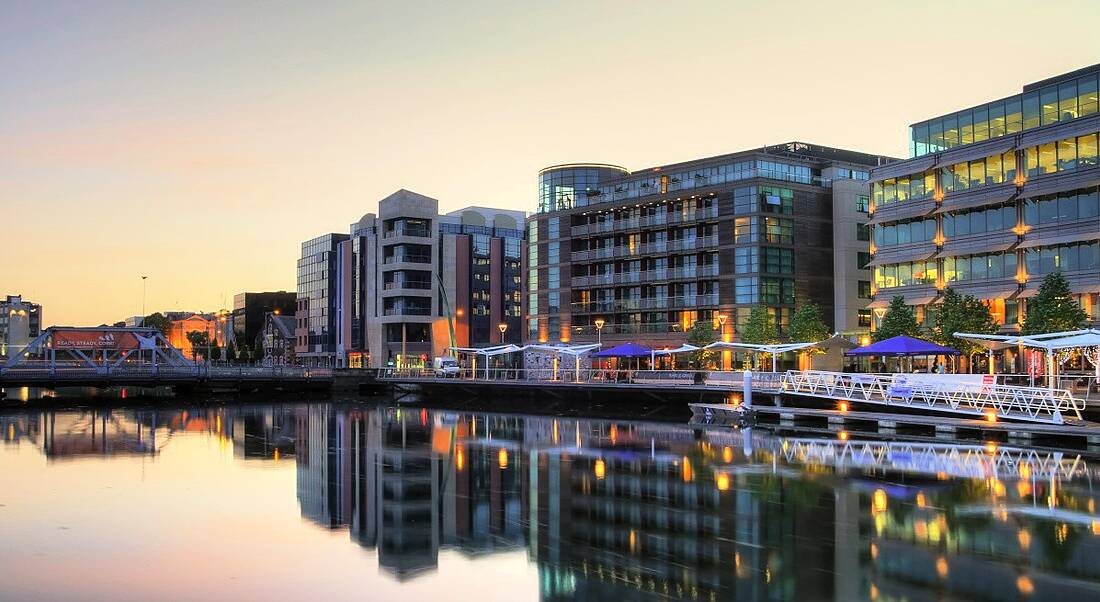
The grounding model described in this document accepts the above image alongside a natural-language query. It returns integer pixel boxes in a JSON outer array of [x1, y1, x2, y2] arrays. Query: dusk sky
[[4, 0, 1099, 326]]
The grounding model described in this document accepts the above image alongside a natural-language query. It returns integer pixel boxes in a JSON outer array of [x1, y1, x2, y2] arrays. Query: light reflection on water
[[2, 403, 1100, 601]]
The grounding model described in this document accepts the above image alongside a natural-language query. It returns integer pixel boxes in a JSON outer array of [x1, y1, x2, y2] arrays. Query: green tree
[[789, 301, 830, 343], [685, 320, 717, 369], [1022, 272, 1087, 335], [226, 340, 238, 363], [142, 312, 171, 336], [253, 341, 265, 363], [185, 330, 211, 361], [210, 344, 222, 361], [741, 306, 779, 369], [873, 296, 921, 341], [932, 287, 997, 356]]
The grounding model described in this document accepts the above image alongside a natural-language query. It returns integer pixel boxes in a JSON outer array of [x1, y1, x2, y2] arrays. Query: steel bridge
[[1, 327, 331, 390]]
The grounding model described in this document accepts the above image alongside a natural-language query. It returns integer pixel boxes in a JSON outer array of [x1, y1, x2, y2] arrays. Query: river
[[1, 401, 1098, 601]]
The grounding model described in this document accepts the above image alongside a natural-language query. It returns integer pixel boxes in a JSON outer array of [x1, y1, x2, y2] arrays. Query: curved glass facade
[[537, 165, 627, 214]]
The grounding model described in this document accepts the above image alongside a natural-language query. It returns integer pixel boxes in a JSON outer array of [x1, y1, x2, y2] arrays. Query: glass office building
[[527, 143, 892, 350], [868, 64, 1100, 344]]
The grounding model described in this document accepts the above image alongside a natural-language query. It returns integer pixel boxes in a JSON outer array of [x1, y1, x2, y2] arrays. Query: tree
[[685, 320, 717, 369], [210, 345, 222, 361], [873, 296, 921, 341], [186, 330, 211, 361], [253, 341, 266, 364], [789, 301, 830, 343], [226, 340, 238, 363], [1022, 272, 1087, 335], [142, 312, 171, 336], [741, 306, 779, 369], [789, 301, 831, 369], [932, 287, 997, 356]]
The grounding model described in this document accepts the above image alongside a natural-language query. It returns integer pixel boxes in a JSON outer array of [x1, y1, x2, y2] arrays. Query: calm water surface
[[2, 401, 1100, 601]]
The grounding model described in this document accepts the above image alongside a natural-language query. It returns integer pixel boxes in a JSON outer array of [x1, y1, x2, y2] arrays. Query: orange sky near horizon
[[3, 1, 1099, 326]]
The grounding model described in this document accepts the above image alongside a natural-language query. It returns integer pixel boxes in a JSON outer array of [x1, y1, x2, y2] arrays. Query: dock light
[[722, 446, 733, 463], [498, 448, 508, 469], [715, 472, 730, 492], [594, 459, 606, 480], [935, 556, 949, 579], [985, 411, 998, 423], [838, 401, 849, 413]]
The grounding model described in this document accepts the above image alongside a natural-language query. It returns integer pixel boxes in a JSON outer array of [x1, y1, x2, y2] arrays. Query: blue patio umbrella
[[593, 343, 653, 357], [846, 335, 959, 357]]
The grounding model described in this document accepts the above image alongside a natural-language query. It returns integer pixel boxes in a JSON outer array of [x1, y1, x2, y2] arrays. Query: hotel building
[[868, 64, 1100, 334], [526, 143, 892, 349], [295, 190, 524, 368]]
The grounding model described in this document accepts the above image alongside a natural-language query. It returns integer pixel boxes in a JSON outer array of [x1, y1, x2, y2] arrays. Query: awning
[[868, 201, 936, 225], [1018, 229, 1100, 249], [933, 139, 1017, 169], [950, 284, 1020, 300], [1019, 114, 1100, 148], [867, 293, 939, 308], [871, 157, 936, 182], [1071, 280, 1100, 295], [652, 344, 699, 355], [1016, 287, 1041, 298], [940, 238, 1017, 256], [867, 246, 938, 267], [1022, 168, 1100, 198], [934, 187, 1017, 213]]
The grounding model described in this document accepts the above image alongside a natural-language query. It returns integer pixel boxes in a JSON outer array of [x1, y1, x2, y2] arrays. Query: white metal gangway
[[743, 370, 1085, 425]]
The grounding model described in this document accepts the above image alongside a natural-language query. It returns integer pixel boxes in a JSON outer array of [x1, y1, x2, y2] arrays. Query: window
[[548, 292, 560, 313], [734, 217, 756, 243], [943, 204, 1015, 237], [548, 267, 560, 289], [857, 252, 872, 270], [504, 238, 520, 259], [472, 235, 490, 256], [548, 242, 560, 264], [735, 277, 758, 304], [1023, 186, 1100, 226], [760, 186, 793, 214], [856, 195, 869, 213], [528, 243, 538, 268], [548, 217, 560, 239], [763, 217, 792, 244], [734, 247, 758, 274], [1025, 241, 1100, 275], [857, 309, 872, 327], [857, 223, 871, 242], [858, 281, 872, 299], [761, 247, 793, 274], [734, 187, 755, 215], [944, 251, 1019, 282]]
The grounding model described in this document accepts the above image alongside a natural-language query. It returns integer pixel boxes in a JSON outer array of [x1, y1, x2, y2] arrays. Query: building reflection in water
[[290, 405, 1100, 601], [4, 403, 1100, 600]]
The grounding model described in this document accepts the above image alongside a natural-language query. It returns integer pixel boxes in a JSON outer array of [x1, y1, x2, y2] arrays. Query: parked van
[[433, 356, 460, 377]]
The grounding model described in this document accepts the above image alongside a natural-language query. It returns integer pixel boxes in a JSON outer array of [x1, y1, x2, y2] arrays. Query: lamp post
[[140, 276, 148, 327], [717, 314, 728, 371], [594, 319, 605, 346], [498, 323, 508, 343]]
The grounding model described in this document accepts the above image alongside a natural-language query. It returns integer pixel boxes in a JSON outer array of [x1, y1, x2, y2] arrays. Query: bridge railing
[[0, 363, 331, 381], [781, 370, 1085, 424]]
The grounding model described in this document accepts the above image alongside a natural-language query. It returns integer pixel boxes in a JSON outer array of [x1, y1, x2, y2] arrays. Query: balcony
[[572, 292, 719, 314], [383, 254, 432, 265], [383, 226, 431, 239], [383, 306, 431, 316], [384, 280, 432, 291]]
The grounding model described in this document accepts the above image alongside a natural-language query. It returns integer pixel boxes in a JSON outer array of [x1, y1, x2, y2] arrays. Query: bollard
[[742, 370, 753, 409]]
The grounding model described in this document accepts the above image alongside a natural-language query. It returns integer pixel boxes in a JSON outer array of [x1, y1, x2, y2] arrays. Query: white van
[[433, 356, 460, 377]]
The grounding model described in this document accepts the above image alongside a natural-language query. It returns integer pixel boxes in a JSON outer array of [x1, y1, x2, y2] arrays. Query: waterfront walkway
[[379, 368, 1096, 426]]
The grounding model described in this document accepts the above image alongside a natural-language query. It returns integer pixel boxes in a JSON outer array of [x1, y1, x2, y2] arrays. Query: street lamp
[[498, 323, 508, 343], [717, 314, 729, 371], [140, 276, 148, 327], [594, 318, 605, 346]]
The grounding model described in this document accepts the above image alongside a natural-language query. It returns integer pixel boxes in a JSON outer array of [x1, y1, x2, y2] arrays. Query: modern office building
[[295, 190, 525, 368], [0, 295, 42, 359], [230, 291, 296, 349], [868, 64, 1100, 339], [526, 143, 892, 349], [295, 233, 351, 366]]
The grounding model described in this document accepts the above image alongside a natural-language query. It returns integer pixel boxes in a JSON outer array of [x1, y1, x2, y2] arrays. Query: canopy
[[449, 344, 524, 357], [593, 343, 653, 357], [846, 335, 959, 356], [954, 329, 1100, 351], [652, 344, 700, 355], [704, 341, 820, 354]]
